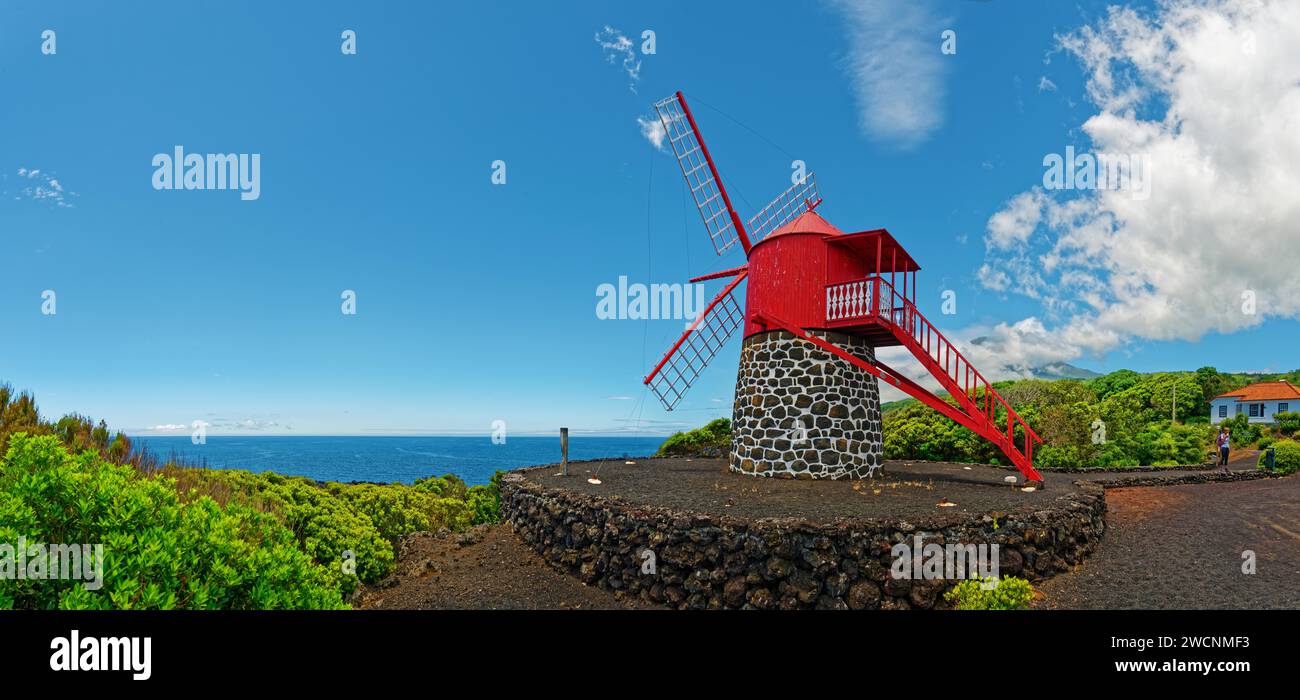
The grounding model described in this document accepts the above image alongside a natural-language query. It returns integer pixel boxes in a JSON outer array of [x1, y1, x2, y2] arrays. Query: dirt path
[[1037, 474, 1299, 609], [356, 525, 651, 610], [1228, 449, 1260, 467]]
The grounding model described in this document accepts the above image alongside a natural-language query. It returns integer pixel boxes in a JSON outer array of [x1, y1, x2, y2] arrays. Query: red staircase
[[758, 275, 1044, 483]]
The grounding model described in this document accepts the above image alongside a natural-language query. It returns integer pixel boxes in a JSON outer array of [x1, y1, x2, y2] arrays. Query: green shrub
[[1220, 414, 1262, 446], [0, 434, 345, 610], [1274, 411, 1300, 436], [275, 480, 393, 592], [330, 482, 440, 542], [172, 468, 393, 594], [0, 381, 508, 608], [150, 464, 503, 596], [466, 472, 503, 526], [1258, 439, 1300, 475], [943, 576, 1035, 610], [412, 473, 470, 500], [656, 418, 731, 457]]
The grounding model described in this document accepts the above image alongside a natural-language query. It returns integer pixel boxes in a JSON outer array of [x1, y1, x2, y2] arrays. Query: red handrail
[[822, 275, 1043, 463]]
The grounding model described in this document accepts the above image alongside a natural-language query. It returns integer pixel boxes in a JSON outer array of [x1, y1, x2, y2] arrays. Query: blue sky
[[3, 0, 1298, 436]]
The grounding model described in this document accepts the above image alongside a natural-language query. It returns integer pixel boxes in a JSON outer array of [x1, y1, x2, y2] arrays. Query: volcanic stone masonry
[[499, 472, 1110, 610], [732, 330, 883, 480]]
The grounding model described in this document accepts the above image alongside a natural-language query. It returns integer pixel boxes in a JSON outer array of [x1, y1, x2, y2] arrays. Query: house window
[[1279, 403, 1289, 413], [1237, 404, 1244, 415], [1219, 405, 1227, 418], [1250, 403, 1263, 418]]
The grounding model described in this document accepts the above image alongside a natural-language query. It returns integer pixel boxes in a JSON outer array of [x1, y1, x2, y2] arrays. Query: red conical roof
[[768, 210, 844, 238]]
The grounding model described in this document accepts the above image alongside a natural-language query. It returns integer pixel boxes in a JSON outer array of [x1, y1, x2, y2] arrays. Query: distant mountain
[[1018, 362, 1102, 380], [966, 335, 1102, 380]]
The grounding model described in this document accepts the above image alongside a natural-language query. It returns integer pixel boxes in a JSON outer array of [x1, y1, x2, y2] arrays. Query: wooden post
[[560, 427, 569, 476]]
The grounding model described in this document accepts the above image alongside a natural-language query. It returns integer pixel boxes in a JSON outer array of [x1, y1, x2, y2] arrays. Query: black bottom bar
[[0, 610, 1290, 686]]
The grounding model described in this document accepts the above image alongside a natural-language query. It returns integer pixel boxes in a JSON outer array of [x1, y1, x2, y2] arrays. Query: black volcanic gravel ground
[[523, 458, 1091, 521], [357, 525, 649, 610], [362, 457, 1293, 610], [1036, 474, 1300, 609]]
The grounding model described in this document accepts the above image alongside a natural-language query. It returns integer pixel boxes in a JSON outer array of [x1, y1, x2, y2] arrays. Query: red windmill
[[643, 91, 1044, 484]]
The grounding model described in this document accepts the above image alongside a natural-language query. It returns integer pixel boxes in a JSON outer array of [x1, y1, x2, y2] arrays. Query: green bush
[[1220, 414, 1262, 446], [1258, 439, 1300, 475], [466, 472, 504, 526], [276, 480, 393, 592], [172, 466, 506, 595], [1130, 423, 1206, 466], [330, 482, 445, 543], [656, 418, 731, 457], [1274, 411, 1300, 436], [412, 473, 470, 500], [0, 381, 507, 608], [0, 434, 345, 610], [883, 402, 1000, 464], [172, 468, 391, 594], [943, 576, 1035, 610]]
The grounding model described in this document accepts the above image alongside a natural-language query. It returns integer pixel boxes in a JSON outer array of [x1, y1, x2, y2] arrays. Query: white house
[[1209, 380, 1300, 424]]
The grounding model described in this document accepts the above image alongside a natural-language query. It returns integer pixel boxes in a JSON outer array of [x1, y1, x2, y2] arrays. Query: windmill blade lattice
[[654, 93, 745, 256], [644, 273, 747, 410], [747, 173, 821, 242]]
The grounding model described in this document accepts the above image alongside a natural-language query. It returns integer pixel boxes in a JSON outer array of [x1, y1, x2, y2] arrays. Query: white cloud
[[975, 0, 1300, 369], [595, 26, 641, 93], [137, 418, 289, 433], [985, 189, 1046, 250], [8, 166, 75, 207], [977, 264, 1011, 292], [637, 114, 666, 150], [1038, 76, 1058, 92], [228, 418, 285, 431], [828, 0, 947, 148]]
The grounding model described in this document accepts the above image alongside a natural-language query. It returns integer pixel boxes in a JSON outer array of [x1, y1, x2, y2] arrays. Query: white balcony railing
[[825, 278, 873, 322]]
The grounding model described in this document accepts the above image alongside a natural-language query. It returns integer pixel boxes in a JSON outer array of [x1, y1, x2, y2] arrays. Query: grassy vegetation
[[0, 382, 501, 610]]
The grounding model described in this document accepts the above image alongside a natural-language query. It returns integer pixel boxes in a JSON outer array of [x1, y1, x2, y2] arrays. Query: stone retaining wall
[[892, 458, 1216, 474], [501, 472, 1108, 610], [1091, 469, 1273, 488]]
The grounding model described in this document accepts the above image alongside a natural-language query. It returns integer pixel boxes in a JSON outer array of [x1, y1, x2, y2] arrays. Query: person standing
[[1217, 427, 1231, 467]]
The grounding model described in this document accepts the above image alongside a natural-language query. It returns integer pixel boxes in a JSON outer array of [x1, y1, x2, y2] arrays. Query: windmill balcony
[[823, 276, 910, 345]]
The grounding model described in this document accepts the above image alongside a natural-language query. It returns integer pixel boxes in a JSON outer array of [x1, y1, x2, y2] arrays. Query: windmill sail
[[644, 272, 747, 409], [747, 172, 821, 242], [654, 92, 751, 256]]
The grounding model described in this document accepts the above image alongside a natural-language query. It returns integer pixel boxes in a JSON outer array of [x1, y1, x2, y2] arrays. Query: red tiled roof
[[1212, 380, 1300, 402]]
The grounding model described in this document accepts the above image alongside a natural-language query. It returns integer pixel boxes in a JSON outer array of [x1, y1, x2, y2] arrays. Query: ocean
[[130, 435, 665, 486]]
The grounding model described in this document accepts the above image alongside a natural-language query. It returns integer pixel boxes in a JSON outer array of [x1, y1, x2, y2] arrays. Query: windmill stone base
[[731, 330, 884, 480]]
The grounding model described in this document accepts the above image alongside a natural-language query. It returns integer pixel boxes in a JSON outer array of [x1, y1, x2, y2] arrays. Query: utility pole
[[560, 427, 569, 476]]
